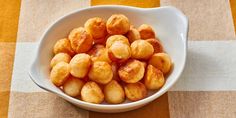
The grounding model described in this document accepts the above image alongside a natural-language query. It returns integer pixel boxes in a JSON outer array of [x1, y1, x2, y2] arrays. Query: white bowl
[[29, 5, 188, 113]]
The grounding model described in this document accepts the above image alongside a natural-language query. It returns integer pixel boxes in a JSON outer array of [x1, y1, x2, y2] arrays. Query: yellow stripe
[[90, 1, 170, 118], [0, 0, 21, 42], [0, 0, 21, 117], [91, 0, 160, 8], [230, 0, 236, 34]]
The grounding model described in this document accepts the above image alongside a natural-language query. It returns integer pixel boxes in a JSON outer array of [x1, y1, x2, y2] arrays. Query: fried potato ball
[[148, 53, 172, 74], [108, 41, 131, 62], [124, 82, 147, 101], [84, 17, 107, 39], [50, 62, 70, 86], [104, 80, 125, 104], [69, 53, 91, 78], [144, 65, 165, 90], [63, 76, 85, 97], [88, 61, 113, 84], [138, 24, 155, 39], [81, 81, 104, 104], [106, 14, 130, 35], [50, 53, 71, 68], [118, 59, 145, 83], [131, 40, 154, 60], [88, 44, 112, 63], [68, 27, 93, 53], [146, 38, 164, 53], [106, 35, 130, 48], [126, 27, 140, 43], [53, 38, 75, 56]]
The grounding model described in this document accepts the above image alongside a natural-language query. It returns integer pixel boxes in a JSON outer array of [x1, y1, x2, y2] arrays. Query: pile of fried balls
[[50, 14, 172, 104]]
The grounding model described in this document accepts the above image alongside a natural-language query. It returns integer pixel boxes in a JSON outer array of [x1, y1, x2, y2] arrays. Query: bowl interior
[[31, 6, 187, 107]]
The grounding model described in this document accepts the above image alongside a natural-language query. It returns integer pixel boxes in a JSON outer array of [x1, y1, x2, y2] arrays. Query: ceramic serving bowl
[[29, 5, 188, 113]]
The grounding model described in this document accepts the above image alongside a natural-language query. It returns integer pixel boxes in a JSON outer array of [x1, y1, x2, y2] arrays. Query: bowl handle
[[28, 61, 51, 91], [147, 6, 189, 46]]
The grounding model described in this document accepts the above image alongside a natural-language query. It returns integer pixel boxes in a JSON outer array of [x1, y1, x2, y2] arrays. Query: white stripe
[[170, 41, 236, 91], [11, 42, 45, 92], [11, 41, 236, 92]]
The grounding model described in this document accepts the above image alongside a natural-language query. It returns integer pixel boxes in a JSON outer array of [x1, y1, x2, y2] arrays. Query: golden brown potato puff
[[50, 53, 71, 68], [106, 14, 130, 35], [50, 62, 70, 86], [87, 44, 112, 63], [118, 59, 145, 83], [138, 24, 155, 39], [144, 65, 165, 90], [124, 82, 147, 101], [146, 38, 164, 53], [108, 41, 131, 63], [63, 76, 85, 97], [53, 38, 75, 56], [84, 17, 107, 39], [106, 35, 130, 48], [69, 53, 91, 78], [148, 53, 172, 74], [68, 27, 93, 53], [81, 81, 104, 104], [131, 40, 154, 60], [88, 61, 113, 84], [126, 27, 140, 43], [104, 80, 125, 104]]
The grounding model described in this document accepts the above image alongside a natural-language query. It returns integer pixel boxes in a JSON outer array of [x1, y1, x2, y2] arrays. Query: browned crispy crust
[[146, 38, 164, 53], [138, 24, 155, 39], [124, 82, 147, 101], [106, 14, 130, 35], [144, 65, 165, 90], [118, 59, 145, 83], [85, 17, 107, 39], [68, 27, 93, 53], [53, 38, 75, 56]]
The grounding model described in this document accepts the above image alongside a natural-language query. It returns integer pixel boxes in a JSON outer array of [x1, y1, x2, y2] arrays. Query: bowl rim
[[29, 5, 188, 109]]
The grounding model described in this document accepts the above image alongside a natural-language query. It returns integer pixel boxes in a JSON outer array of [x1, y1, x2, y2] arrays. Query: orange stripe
[[0, 43, 16, 118], [230, 0, 236, 34], [0, 0, 21, 117], [0, 92, 11, 118], [89, 93, 169, 118], [0, 0, 21, 42], [91, 0, 160, 8]]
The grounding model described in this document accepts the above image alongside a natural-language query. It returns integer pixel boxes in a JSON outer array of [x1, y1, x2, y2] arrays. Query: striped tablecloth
[[1, 0, 236, 118]]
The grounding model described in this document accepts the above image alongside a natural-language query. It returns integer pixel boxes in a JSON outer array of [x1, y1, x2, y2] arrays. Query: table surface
[[1, 0, 236, 118]]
